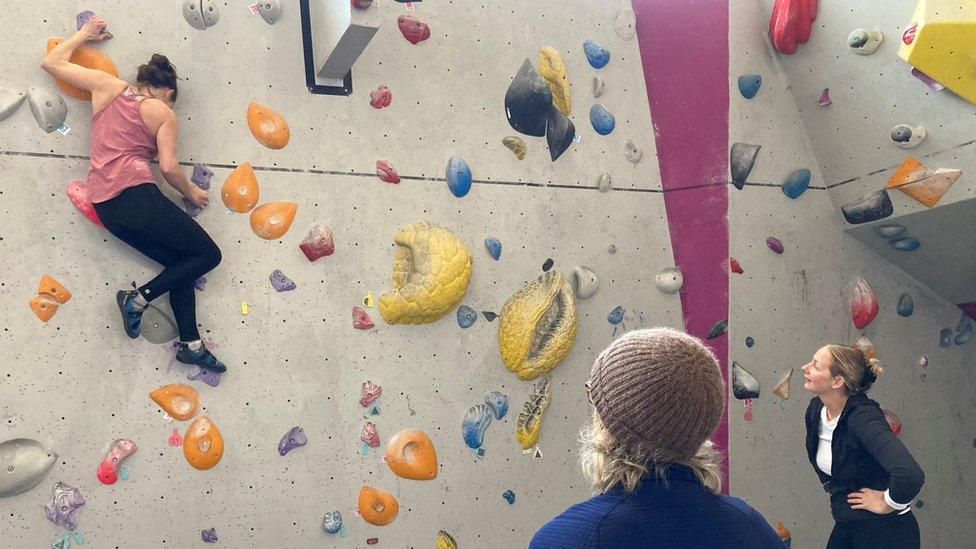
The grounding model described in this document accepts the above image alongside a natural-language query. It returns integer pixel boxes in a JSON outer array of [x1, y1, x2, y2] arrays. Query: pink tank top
[[86, 86, 158, 203]]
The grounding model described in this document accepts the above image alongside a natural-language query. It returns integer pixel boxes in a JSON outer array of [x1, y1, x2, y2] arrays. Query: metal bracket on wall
[[299, 0, 352, 96]]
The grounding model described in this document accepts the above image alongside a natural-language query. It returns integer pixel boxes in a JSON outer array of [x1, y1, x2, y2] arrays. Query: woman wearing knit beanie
[[801, 345, 924, 548], [530, 328, 785, 548]]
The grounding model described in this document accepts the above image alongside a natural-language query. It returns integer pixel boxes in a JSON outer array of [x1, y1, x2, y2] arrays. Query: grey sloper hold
[[572, 266, 599, 299], [731, 362, 761, 400], [27, 87, 67, 133], [624, 140, 642, 163], [258, 0, 282, 25], [141, 304, 179, 344], [505, 59, 553, 138], [0, 89, 27, 120], [184, 0, 219, 30], [0, 438, 57, 498], [729, 143, 760, 190], [545, 105, 575, 161]]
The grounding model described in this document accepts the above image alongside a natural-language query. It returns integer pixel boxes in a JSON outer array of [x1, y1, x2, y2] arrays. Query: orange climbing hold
[[29, 275, 71, 322], [29, 296, 59, 322], [885, 156, 960, 207], [183, 415, 224, 470], [246, 102, 290, 149], [358, 486, 399, 526], [249, 202, 297, 240], [775, 521, 792, 544], [384, 428, 438, 480], [149, 383, 201, 421], [45, 38, 118, 101], [221, 163, 260, 213]]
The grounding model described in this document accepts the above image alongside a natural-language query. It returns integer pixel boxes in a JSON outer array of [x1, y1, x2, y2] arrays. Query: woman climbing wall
[[41, 15, 226, 374]]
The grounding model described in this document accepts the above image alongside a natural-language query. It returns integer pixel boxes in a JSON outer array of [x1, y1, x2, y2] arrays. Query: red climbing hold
[[730, 257, 743, 274], [851, 277, 879, 329], [369, 86, 392, 109], [398, 15, 430, 45], [366, 538, 379, 545], [769, 0, 818, 54], [167, 428, 183, 447], [902, 22, 917, 45], [376, 161, 400, 184], [353, 307, 375, 330], [351, 0, 373, 9], [66, 180, 103, 227], [300, 224, 335, 261], [883, 408, 902, 437]]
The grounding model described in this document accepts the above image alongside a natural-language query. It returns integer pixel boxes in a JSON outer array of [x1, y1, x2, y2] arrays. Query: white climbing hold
[[183, 0, 219, 30], [615, 7, 637, 40], [597, 172, 612, 193], [0, 89, 27, 120], [624, 140, 642, 164], [572, 266, 600, 300], [27, 87, 67, 134], [848, 29, 883, 55], [592, 76, 605, 98], [258, 0, 282, 25], [654, 267, 683, 294], [889, 124, 926, 149]]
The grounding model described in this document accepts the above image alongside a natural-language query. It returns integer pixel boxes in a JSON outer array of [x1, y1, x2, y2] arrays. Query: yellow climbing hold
[[362, 291, 374, 308], [538, 46, 571, 116], [436, 530, 458, 549], [898, 0, 976, 106], [240, 301, 250, 315], [516, 376, 552, 450]]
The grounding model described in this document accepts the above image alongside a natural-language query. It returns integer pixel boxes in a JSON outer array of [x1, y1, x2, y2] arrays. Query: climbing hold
[[482, 311, 498, 322], [542, 258, 554, 272], [43, 482, 85, 529], [499, 272, 579, 380], [246, 102, 290, 149], [731, 362, 761, 399], [183, 0, 219, 30], [897, 293, 914, 317], [436, 530, 458, 549], [45, 38, 119, 101], [26, 87, 67, 133], [707, 319, 728, 340], [29, 274, 72, 323], [898, 3, 976, 105], [505, 59, 552, 137], [848, 28, 883, 55], [910, 67, 945, 91], [0, 438, 56, 498], [250, 202, 297, 240], [874, 224, 906, 239], [367, 539, 379, 545], [149, 384, 200, 421], [456, 305, 477, 328], [201, 528, 218, 543], [654, 267, 683, 294], [775, 521, 792, 547], [461, 404, 492, 449], [885, 156, 960, 207], [277, 426, 307, 456], [362, 291, 375, 308], [781, 168, 811, 199], [269, 269, 296, 292], [956, 313, 973, 345], [0, 89, 26, 120], [608, 244, 617, 254], [841, 190, 893, 225], [769, 0, 817, 54], [96, 439, 137, 485], [187, 365, 220, 387], [572, 266, 599, 300], [851, 333, 876, 361], [766, 236, 784, 254], [358, 486, 399, 526], [379, 221, 472, 324], [583, 40, 611, 69], [589, 104, 615, 135], [192, 165, 213, 189], [398, 15, 430, 44], [596, 172, 613, 193], [592, 76, 605, 98], [182, 416, 224, 470], [771, 368, 794, 400], [323, 510, 343, 534], [221, 163, 260, 213], [353, 307, 375, 330], [730, 257, 744, 274], [76, 10, 112, 38], [385, 428, 438, 480], [502, 489, 516, 504], [939, 328, 952, 347], [545, 105, 575, 162], [516, 376, 552, 450], [502, 136, 526, 160], [745, 336, 755, 348], [615, 7, 637, 39], [538, 46, 571, 115], [622, 139, 643, 162], [352, 0, 373, 8], [446, 156, 472, 197], [818, 88, 832, 106], [608, 306, 625, 325], [360, 381, 382, 407], [141, 304, 179, 344], [737, 74, 762, 99], [300, 224, 335, 261], [851, 277, 879, 329], [369, 85, 392, 109], [485, 391, 509, 420], [891, 236, 920, 251], [361, 421, 380, 448], [729, 143, 760, 190], [167, 428, 183, 447], [484, 237, 502, 260], [883, 408, 902, 436], [890, 125, 926, 149], [257, 0, 282, 24]]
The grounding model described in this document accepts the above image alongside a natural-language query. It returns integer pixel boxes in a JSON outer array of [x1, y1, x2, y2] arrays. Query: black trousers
[[93, 183, 221, 342], [827, 512, 920, 549]]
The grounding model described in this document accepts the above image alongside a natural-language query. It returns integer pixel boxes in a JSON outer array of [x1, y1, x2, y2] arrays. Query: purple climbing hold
[[43, 482, 85, 530], [192, 164, 214, 190], [183, 197, 204, 218], [278, 426, 308, 456], [818, 88, 832, 106], [201, 528, 218, 543], [187, 366, 220, 387], [193, 277, 207, 291], [76, 11, 113, 39], [269, 269, 297, 292], [766, 237, 784, 254]]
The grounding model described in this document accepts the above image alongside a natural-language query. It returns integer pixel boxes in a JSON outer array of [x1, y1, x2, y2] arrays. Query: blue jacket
[[530, 465, 786, 549]]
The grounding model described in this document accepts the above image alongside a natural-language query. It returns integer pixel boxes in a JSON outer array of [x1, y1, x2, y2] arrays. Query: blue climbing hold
[[485, 391, 509, 420], [939, 328, 952, 348], [897, 293, 914, 317], [781, 169, 811, 199], [461, 404, 492, 449], [745, 336, 755, 348], [457, 305, 477, 328], [583, 40, 610, 68], [589, 104, 615, 135], [446, 156, 472, 197], [485, 237, 502, 260], [890, 236, 920, 251], [874, 225, 906, 239], [955, 314, 973, 345], [72, 532, 84, 544], [608, 306, 625, 325], [737, 74, 762, 99], [502, 489, 516, 504]]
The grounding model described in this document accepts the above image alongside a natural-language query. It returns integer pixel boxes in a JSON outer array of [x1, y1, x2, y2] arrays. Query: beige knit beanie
[[588, 327, 725, 462]]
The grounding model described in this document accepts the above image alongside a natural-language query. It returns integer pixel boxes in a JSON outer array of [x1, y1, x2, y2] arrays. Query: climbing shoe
[[176, 342, 227, 374], [116, 290, 145, 339]]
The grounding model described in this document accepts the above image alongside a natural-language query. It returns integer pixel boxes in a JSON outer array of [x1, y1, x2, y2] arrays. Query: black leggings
[[827, 512, 920, 549], [93, 183, 221, 342]]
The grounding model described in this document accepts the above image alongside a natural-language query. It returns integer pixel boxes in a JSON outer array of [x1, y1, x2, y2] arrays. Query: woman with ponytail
[[41, 16, 225, 373], [801, 345, 924, 548]]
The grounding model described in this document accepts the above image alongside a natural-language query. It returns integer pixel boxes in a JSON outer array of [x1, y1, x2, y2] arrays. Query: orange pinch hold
[[183, 415, 224, 470], [46, 38, 119, 101], [221, 163, 260, 213], [385, 428, 438, 480], [358, 486, 399, 526], [246, 102, 290, 149], [884, 156, 930, 191], [29, 296, 59, 322], [149, 383, 201, 421], [38, 274, 72, 304], [249, 202, 298, 240]]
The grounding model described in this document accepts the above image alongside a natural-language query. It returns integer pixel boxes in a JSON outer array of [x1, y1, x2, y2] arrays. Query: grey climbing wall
[[730, 1, 976, 548], [0, 1, 679, 547]]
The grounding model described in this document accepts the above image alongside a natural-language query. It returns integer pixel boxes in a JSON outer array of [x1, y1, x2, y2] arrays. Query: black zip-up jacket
[[805, 393, 925, 522]]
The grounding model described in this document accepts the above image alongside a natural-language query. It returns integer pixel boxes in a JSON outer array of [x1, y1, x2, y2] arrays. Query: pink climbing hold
[[360, 380, 382, 407], [818, 88, 832, 106], [883, 408, 902, 436], [730, 257, 743, 274], [398, 15, 430, 45], [769, 0, 817, 54], [167, 428, 183, 447], [902, 22, 917, 45], [369, 86, 392, 109], [851, 277, 879, 329], [96, 438, 137, 485], [376, 161, 401, 184], [351, 0, 373, 9], [361, 421, 380, 448], [353, 306, 375, 330], [300, 224, 335, 261], [66, 180, 103, 226]]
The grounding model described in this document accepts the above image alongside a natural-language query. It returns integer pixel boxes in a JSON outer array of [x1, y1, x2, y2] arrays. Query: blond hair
[[825, 344, 884, 394], [579, 410, 723, 494]]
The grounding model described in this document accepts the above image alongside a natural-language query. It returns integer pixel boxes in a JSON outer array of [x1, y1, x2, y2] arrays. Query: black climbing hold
[[542, 258, 554, 271], [730, 143, 760, 190], [841, 190, 893, 225], [505, 59, 552, 137], [545, 105, 575, 161], [481, 311, 498, 322]]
